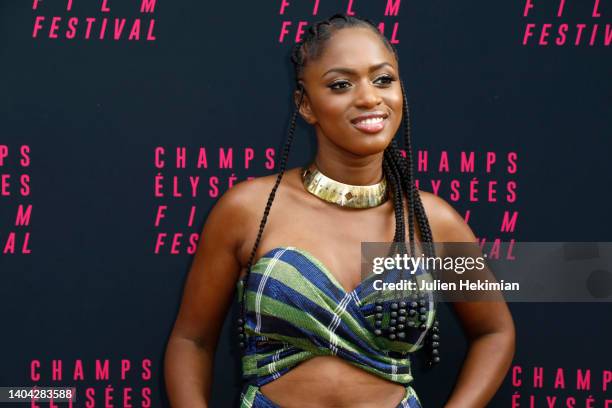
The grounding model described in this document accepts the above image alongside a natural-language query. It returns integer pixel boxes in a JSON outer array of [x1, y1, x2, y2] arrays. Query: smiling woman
[[164, 13, 515, 408]]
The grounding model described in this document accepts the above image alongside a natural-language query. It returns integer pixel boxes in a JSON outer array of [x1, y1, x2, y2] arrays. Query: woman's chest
[[256, 203, 398, 293]]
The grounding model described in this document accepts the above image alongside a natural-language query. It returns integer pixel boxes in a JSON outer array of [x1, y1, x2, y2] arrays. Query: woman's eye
[[375, 75, 395, 86], [329, 81, 351, 90]]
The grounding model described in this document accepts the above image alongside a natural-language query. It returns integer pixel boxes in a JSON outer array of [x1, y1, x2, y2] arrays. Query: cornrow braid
[[292, 13, 396, 81]]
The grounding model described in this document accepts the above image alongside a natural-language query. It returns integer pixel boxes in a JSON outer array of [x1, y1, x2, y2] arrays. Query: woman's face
[[297, 27, 403, 157]]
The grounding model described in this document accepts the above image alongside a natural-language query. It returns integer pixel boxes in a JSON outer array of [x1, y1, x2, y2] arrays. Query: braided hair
[[238, 13, 439, 367]]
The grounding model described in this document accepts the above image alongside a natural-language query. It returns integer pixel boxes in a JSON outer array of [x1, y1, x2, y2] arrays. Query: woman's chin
[[345, 137, 395, 157]]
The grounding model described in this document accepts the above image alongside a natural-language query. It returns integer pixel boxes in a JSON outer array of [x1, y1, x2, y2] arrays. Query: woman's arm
[[422, 192, 516, 408], [164, 183, 254, 407], [444, 301, 515, 408]]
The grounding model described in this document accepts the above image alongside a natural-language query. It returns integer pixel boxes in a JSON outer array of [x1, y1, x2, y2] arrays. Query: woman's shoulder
[[205, 169, 303, 263], [209, 168, 301, 236], [212, 174, 276, 218], [220, 168, 301, 208], [417, 190, 477, 243]]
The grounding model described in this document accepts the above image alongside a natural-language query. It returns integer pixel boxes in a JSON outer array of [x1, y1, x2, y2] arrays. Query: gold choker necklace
[[301, 164, 388, 208]]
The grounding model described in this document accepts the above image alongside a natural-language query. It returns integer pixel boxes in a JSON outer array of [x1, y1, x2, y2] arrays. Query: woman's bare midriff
[[259, 356, 407, 408]]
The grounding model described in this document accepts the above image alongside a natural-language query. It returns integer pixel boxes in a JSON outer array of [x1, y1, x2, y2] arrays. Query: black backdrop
[[1, 1, 611, 407]]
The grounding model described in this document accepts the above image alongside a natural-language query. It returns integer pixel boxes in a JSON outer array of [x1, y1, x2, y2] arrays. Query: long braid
[[399, 80, 435, 254], [244, 87, 304, 272], [391, 83, 440, 367], [382, 155, 405, 243], [383, 153, 414, 292], [238, 87, 304, 331], [399, 81, 435, 256], [399, 81, 418, 259]]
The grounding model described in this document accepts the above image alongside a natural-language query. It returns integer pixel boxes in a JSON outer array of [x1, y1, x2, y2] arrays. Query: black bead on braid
[[238, 12, 440, 366]]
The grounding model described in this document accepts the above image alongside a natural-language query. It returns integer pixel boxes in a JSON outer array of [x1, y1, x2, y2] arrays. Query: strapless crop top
[[237, 246, 436, 387]]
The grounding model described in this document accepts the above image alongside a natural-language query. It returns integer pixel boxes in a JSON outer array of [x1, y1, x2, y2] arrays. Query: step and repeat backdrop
[[1, 1, 611, 407]]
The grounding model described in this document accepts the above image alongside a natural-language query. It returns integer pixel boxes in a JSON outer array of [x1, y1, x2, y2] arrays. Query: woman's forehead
[[303, 27, 398, 78]]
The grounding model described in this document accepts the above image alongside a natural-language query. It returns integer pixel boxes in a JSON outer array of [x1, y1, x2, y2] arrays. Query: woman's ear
[[294, 87, 316, 125]]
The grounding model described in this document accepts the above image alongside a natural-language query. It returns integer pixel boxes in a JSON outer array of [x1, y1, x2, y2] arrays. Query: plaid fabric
[[238, 246, 436, 389], [239, 384, 422, 408]]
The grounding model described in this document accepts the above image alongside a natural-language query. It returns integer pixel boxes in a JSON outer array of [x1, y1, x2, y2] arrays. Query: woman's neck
[[313, 151, 385, 186]]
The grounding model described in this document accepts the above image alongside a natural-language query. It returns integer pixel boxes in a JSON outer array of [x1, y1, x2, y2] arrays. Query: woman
[[164, 14, 515, 408]]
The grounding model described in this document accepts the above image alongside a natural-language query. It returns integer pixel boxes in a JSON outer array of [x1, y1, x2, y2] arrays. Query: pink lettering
[[33, 16, 45, 38], [539, 23, 552, 45], [95, 360, 109, 380], [140, 0, 156, 13], [593, 0, 601, 17], [129, 19, 141, 40], [575, 24, 586, 45], [244, 148, 254, 169], [603, 370, 612, 391], [176, 147, 186, 168], [385, 0, 401, 16], [296, 21, 307, 42], [577, 369, 591, 390], [533, 366, 543, 388], [15, 204, 32, 226], [155, 206, 166, 227], [155, 233, 166, 253], [113, 18, 126, 39], [438, 151, 449, 172], [52, 360, 62, 381], [418, 150, 428, 171], [155, 147, 165, 168], [147, 20, 156, 40], [121, 359, 131, 380], [279, 21, 291, 43], [279, 0, 290, 15], [486, 152, 496, 172], [523, 23, 536, 45], [30, 360, 40, 381], [85, 18, 96, 39], [49, 17, 61, 39], [557, 0, 566, 17], [347, 0, 355, 16], [554, 368, 566, 389], [501, 211, 518, 232], [523, 0, 534, 17]]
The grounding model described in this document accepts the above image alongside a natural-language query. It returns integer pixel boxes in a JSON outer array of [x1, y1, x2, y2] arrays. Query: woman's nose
[[355, 83, 383, 108]]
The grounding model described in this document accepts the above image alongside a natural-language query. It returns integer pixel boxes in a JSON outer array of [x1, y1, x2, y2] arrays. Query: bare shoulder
[[417, 190, 477, 243], [210, 174, 276, 228], [207, 170, 297, 252], [222, 167, 303, 212]]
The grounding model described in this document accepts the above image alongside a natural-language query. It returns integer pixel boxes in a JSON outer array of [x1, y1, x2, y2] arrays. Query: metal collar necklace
[[301, 163, 388, 209]]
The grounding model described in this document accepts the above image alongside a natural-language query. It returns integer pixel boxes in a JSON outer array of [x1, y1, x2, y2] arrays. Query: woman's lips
[[351, 116, 387, 134]]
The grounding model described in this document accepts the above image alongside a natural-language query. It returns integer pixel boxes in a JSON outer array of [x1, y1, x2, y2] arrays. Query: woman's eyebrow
[[321, 62, 394, 78]]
